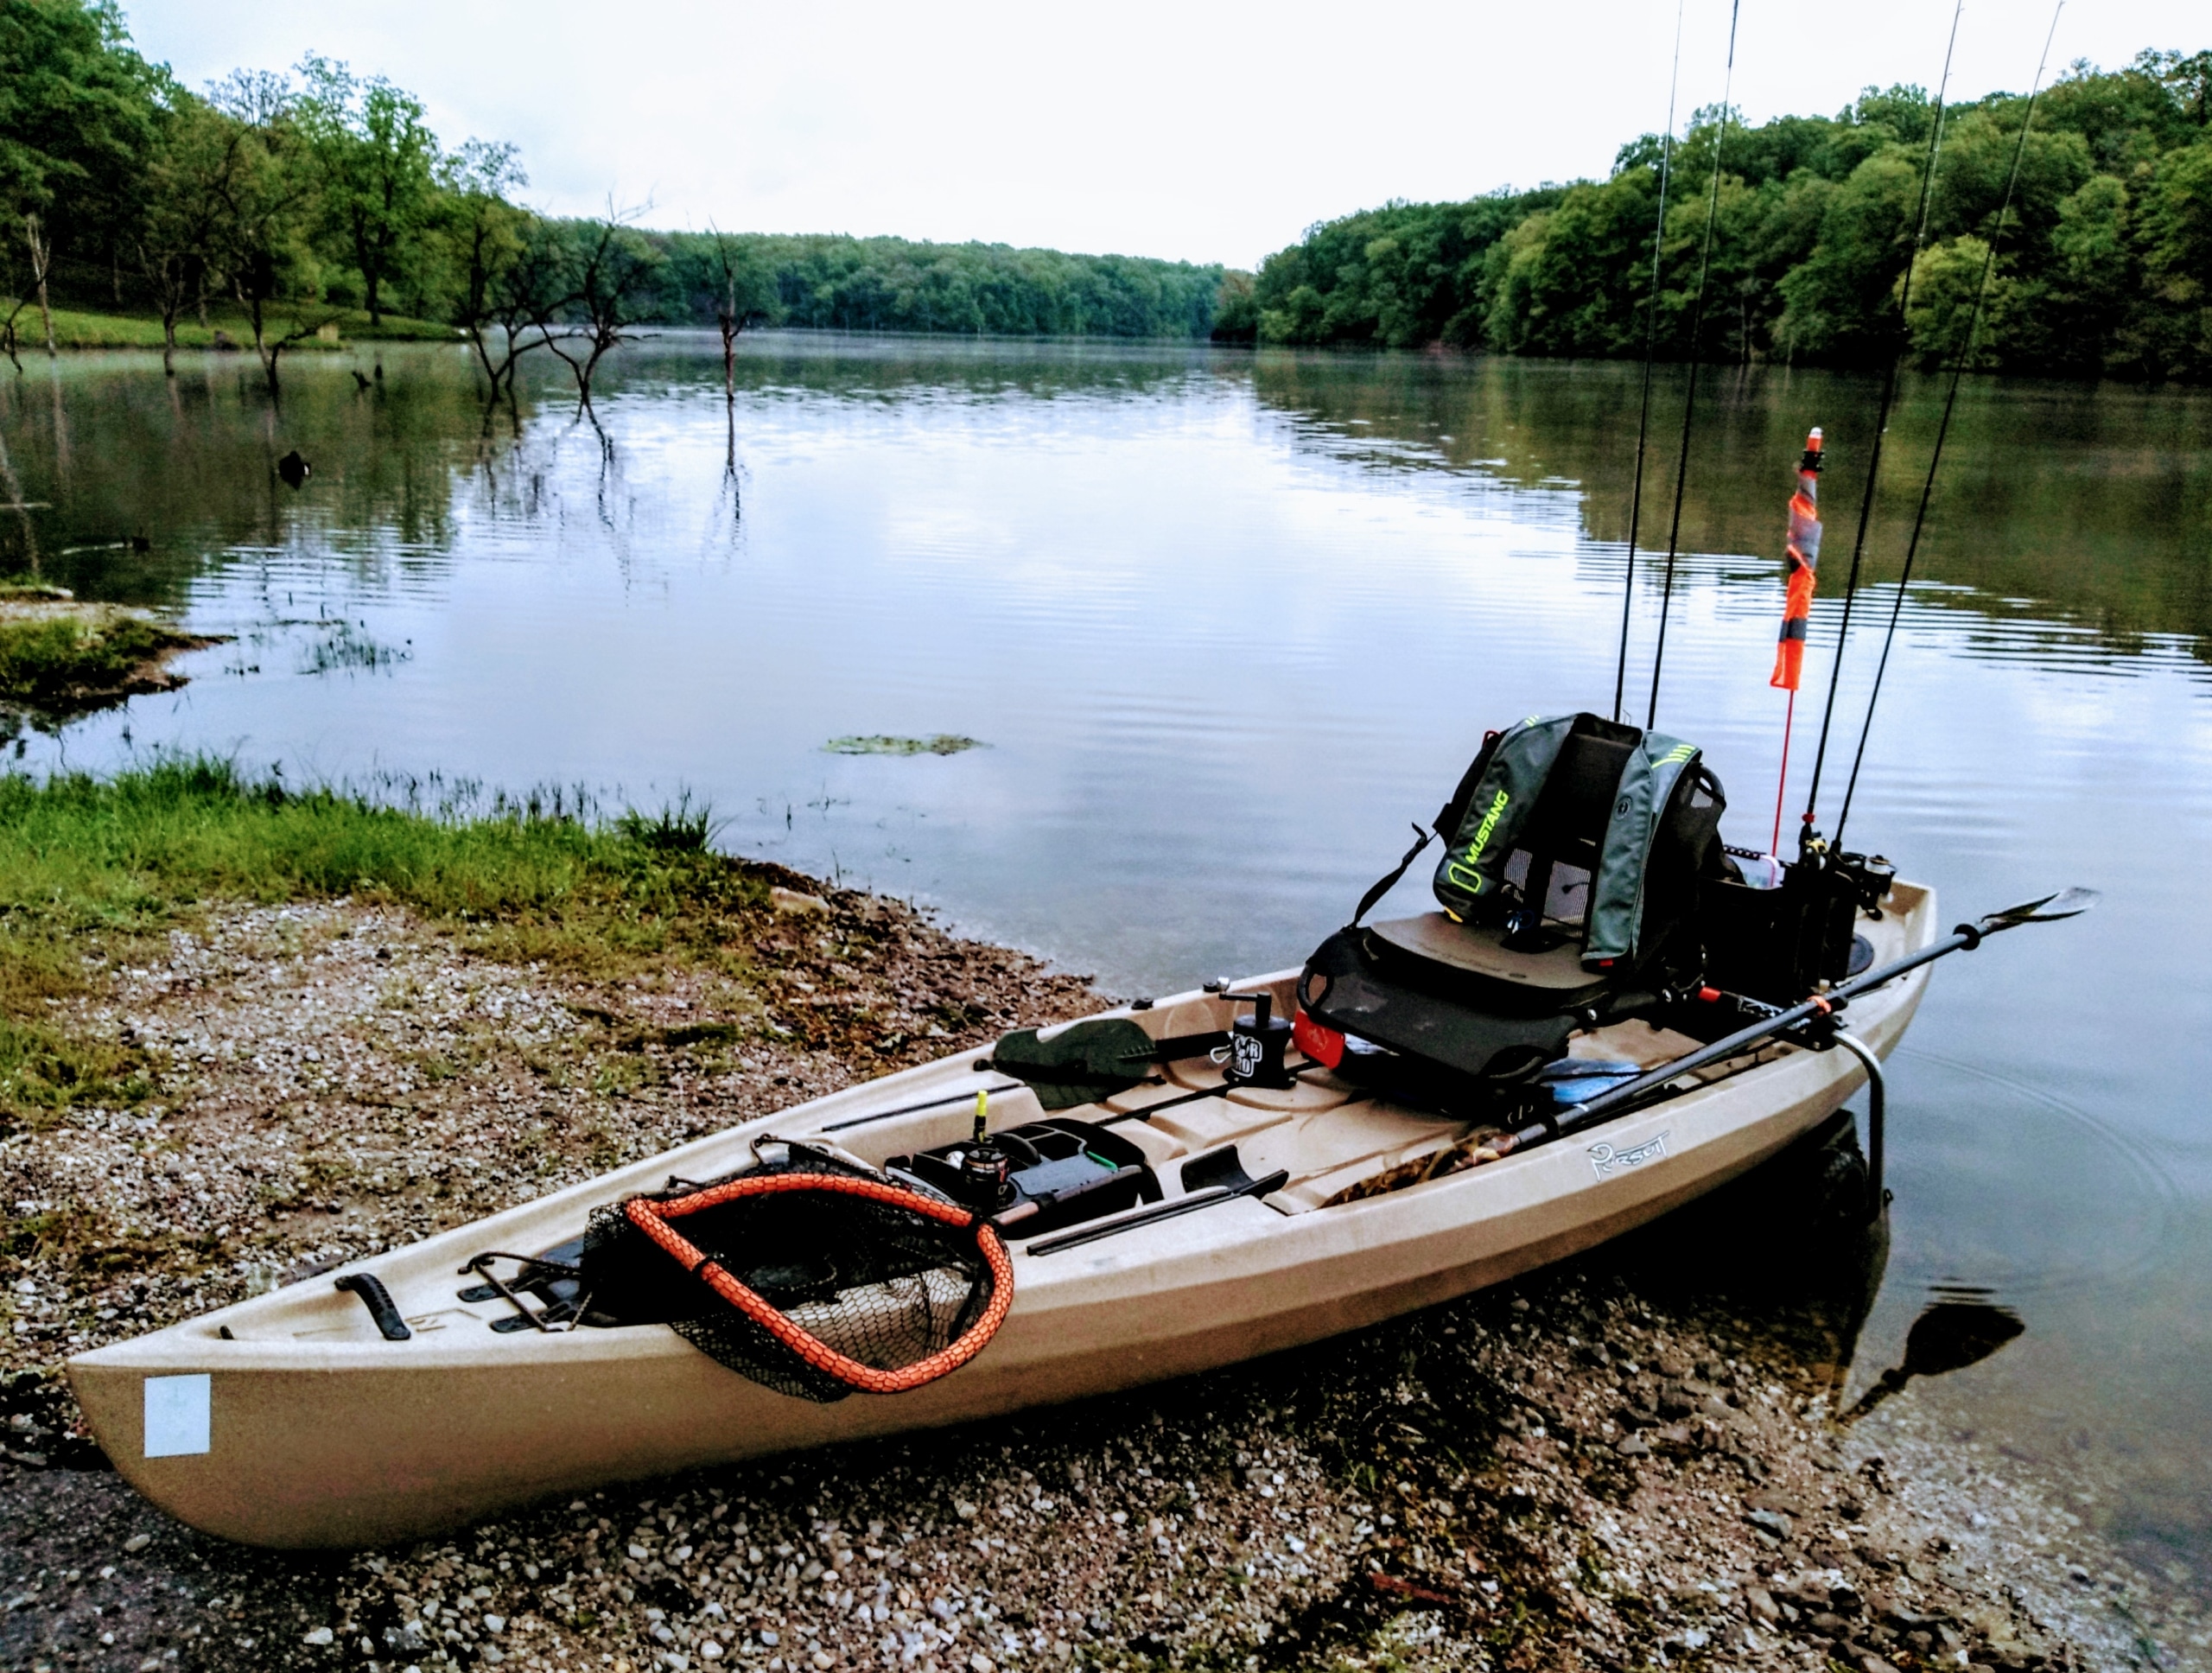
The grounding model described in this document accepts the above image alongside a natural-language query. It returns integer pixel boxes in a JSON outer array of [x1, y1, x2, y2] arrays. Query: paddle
[[1480, 887, 2099, 1163]]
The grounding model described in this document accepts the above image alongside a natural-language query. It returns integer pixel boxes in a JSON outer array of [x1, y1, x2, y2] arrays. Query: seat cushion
[[1300, 927, 1585, 1083], [1370, 913, 1594, 992]]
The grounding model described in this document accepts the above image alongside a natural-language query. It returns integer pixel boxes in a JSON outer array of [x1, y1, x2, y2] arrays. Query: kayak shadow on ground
[[1594, 1106, 2029, 1414], [1595, 1107, 1897, 1403]]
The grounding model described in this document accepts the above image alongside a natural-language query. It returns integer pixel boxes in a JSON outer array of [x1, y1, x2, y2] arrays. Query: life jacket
[[1430, 712, 1709, 970]]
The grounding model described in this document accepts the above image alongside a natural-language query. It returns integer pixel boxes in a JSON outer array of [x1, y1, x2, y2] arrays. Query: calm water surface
[[3, 335, 2209, 1584]]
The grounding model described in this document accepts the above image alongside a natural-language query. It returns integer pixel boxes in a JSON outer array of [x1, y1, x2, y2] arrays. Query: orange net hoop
[[620, 1172, 1014, 1396]]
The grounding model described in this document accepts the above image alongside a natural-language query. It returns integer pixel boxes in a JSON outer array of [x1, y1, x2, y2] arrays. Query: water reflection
[[8, 339, 2207, 674], [1, 333, 2209, 1593], [1251, 353, 2212, 659], [1845, 1288, 2027, 1422]]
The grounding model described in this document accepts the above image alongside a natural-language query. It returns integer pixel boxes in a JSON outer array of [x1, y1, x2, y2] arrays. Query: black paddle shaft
[[1503, 887, 2095, 1156]]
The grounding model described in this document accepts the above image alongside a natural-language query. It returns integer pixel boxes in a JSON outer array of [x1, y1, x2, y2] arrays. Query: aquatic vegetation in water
[[613, 791, 718, 853], [299, 619, 413, 676], [823, 734, 983, 756]]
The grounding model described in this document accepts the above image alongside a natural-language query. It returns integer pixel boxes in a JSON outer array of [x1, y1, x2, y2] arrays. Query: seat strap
[[1350, 823, 1435, 927]]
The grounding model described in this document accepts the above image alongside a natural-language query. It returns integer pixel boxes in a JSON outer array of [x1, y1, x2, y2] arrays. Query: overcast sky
[[124, 1, 2207, 270]]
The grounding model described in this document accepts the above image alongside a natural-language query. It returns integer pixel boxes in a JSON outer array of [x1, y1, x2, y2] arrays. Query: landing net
[[581, 1148, 1012, 1403]]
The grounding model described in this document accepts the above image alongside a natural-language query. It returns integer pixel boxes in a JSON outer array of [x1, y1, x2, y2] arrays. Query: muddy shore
[[2, 878, 2203, 1673]]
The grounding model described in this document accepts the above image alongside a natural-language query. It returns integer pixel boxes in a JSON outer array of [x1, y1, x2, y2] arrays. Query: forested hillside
[[0, 1, 1220, 359], [653, 233, 1220, 339], [4, 1, 2205, 378], [1230, 54, 2212, 380]]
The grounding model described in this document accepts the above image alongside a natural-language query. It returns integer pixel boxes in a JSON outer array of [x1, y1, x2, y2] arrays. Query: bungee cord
[[1834, 0, 2066, 852], [1611, 0, 1690, 725]]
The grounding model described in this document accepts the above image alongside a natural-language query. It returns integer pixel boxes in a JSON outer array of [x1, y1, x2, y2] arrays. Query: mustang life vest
[[1430, 712, 1706, 970]]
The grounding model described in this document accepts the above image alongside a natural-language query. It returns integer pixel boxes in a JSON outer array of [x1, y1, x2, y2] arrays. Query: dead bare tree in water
[[0, 422, 41, 575], [467, 217, 579, 426], [232, 246, 340, 404], [0, 291, 28, 372], [703, 221, 772, 404], [543, 202, 663, 414], [439, 140, 563, 415]]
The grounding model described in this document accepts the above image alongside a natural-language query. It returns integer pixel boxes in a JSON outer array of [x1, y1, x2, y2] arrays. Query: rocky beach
[[1, 840, 2205, 1673]]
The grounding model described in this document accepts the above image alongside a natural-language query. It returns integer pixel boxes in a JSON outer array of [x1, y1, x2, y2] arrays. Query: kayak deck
[[71, 882, 1935, 1547]]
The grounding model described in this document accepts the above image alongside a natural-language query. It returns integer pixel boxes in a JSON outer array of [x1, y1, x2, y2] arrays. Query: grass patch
[[26, 303, 461, 353], [0, 756, 774, 1128], [0, 609, 200, 709], [0, 1203, 219, 1279], [823, 734, 983, 756]]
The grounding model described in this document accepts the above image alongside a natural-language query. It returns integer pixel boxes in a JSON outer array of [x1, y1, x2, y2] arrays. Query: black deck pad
[[1302, 927, 1578, 1083]]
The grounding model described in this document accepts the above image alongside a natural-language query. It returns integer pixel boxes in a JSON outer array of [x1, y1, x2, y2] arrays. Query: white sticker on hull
[[1588, 1132, 1669, 1181], [143, 1372, 211, 1457]]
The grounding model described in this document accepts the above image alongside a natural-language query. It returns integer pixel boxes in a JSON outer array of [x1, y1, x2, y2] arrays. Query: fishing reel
[[941, 1093, 1015, 1213]]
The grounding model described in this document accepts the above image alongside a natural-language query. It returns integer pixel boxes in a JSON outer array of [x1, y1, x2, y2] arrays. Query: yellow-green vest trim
[[1430, 714, 1701, 970]]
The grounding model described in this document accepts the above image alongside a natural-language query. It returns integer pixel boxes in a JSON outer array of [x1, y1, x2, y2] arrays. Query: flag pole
[[1770, 428, 1824, 855], [1771, 689, 1796, 856]]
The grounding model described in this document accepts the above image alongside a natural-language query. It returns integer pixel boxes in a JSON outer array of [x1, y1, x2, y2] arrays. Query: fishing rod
[[1643, 0, 1741, 731], [1796, 2, 1963, 849], [1611, 0, 1690, 725], [1834, 1, 2067, 855], [1473, 886, 2098, 1164]]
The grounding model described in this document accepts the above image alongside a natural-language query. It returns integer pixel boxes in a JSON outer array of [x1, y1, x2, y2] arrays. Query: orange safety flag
[[1770, 427, 1825, 690]]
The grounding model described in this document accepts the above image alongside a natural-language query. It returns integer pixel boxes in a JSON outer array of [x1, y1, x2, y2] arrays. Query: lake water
[[4, 334, 2210, 1587]]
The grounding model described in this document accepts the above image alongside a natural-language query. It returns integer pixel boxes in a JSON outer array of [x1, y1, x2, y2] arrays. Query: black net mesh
[[580, 1145, 1001, 1403]]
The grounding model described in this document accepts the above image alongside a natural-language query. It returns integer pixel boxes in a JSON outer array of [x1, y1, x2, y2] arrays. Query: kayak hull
[[72, 883, 1935, 1547]]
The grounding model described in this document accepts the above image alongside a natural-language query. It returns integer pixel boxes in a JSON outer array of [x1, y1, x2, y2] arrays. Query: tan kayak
[[70, 881, 1936, 1549]]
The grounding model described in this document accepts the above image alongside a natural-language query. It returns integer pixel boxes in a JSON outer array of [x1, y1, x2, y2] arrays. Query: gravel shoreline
[[2, 884, 2202, 1673]]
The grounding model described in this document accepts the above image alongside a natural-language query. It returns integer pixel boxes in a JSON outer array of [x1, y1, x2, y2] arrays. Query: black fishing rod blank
[[1798, 2, 1964, 845], [1611, 0, 1689, 726], [1834, 0, 2066, 853], [1473, 887, 2096, 1165], [1643, 0, 1741, 731]]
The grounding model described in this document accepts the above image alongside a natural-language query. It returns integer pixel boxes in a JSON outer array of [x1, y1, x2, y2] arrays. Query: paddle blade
[[1898, 1296, 2024, 1379], [1978, 886, 2101, 933]]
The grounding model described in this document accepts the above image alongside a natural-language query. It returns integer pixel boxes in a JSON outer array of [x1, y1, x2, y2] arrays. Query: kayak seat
[[1300, 710, 1727, 1089]]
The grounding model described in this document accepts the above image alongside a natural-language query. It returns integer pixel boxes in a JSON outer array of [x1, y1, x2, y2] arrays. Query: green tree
[[206, 70, 327, 400], [1901, 236, 2010, 366], [2044, 174, 2134, 372], [0, 0, 163, 356], [435, 138, 537, 400], [1771, 148, 1925, 361], [295, 55, 438, 325], [134, 92, 251, 373], [1209, 270, 1257, 344], [2137, 137, 2212, 376], [1484, 169, 1662, 357]]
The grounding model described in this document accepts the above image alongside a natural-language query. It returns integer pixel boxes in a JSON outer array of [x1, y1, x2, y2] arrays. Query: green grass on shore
[[0, 758, 767, 1128], [0, 609, 196, 708], [10, 303, 461, 353]]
